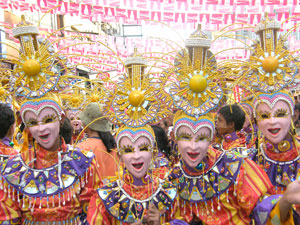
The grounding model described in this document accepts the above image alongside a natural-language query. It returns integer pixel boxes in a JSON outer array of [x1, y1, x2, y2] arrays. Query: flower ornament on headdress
[[103, 47, 173, 127], [9, 15, 74, 99], [240, 13, 300, 93], [169, 25, 223, 120]]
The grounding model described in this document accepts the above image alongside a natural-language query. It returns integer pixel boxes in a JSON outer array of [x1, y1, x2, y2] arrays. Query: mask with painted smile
[[117, 125, 155, 179], [256, 100, 291, 145], [24, 107, 61, 151]]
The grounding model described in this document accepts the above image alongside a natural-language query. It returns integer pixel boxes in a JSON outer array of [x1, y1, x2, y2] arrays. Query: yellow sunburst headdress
[[102, 47, 173, 128], [170, 25, 223, 124], [239, 13, 300, 94]]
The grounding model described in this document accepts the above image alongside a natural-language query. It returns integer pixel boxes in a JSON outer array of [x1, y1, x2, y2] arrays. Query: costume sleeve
[[252, 194, 300, 225], [79, 156, 103, 214], [0, 181, 21, 222], [236, 158, 273, 216], [163, 219, 189, 225], [87, 192, 112, 225]]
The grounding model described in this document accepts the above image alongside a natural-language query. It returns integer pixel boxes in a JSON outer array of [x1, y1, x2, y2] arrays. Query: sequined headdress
[[102, 47, 174, 153], [170, 25, 225, 132], [236, 13, 299, 116]]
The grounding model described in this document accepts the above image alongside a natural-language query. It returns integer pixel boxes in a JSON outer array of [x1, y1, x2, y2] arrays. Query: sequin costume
[[0, 16, 102, 224], [229, 13, 300, 223], [0, 137, 18, 162], [0, 139, 100, 224], [87, 47, 180, 224], [167, 25, 298, 224]]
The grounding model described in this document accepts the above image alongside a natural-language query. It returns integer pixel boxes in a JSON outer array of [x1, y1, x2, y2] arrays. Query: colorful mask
[[24, 107, 61, 150], [174, 111, 213, 168], [117, 125, 155, 179], [67, 110, 82, 132], [256, 98, 292, 145]]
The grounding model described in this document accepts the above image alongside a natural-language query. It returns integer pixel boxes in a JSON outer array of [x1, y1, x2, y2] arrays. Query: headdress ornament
[[253, 89, 295, 118], [169, 25, 223, 120], [170, 25, 223, 122], [239, 12, 300, 93], [102, 47, 173, 128]]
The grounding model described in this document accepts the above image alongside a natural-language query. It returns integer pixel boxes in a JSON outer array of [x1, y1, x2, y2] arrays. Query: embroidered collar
[[168, 149, 242, 203], [256, 142, 300, 187], [98, 178, 177, 223], [1, 145, 94, 198]]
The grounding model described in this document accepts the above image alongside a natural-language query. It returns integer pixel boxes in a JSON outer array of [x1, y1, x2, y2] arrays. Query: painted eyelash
[[138, 142, 151, 151], [41, 114, 57, 124], [257, 111, 271, 120], [25, 118, 38, 127], [274, 108, 289, 117], [176, 132, 192, 141], [119, 145, 134, 154], [196, 133, 211, 142]]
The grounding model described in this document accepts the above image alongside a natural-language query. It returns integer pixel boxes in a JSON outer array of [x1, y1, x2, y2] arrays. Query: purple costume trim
[[252, 194, 300, 225], [254, 142, 300, 189], [169, 219, 189, 225], [1, 146, 94, 198], [168, 151, 242, 203], [97, 179, 177, 223]]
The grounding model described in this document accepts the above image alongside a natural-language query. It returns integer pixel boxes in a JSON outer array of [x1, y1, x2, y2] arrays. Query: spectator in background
[[293, 102, 300, 135], [151, 125, 171, 168], [60, 117, 73, 144], [77, 103, 119, 181], [0, 103, 18, 158]]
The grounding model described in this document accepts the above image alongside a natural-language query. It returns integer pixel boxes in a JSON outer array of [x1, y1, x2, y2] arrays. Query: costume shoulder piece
[[97, 179, 177, 223], [169, 150, 243, 203], [0, 145, 94, 198]]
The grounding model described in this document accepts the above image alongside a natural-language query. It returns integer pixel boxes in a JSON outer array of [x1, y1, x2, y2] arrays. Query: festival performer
[[0, 16, 101, 224], [167, 24, 300, 224], [66, 109, 86, 144], [87, 47, 181, 224], [234, 14, 300, 217]]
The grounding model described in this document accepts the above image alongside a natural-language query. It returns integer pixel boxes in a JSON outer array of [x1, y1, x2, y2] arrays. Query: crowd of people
[[0, 13, 300, 225]]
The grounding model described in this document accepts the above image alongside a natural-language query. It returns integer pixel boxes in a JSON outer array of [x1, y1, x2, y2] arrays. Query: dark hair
[[60, 118, 73, 144], [0, 103, 15, 139], [96, 131, 116, 153], [151, 125, 171, 158], [295, 103, 300, 121], [218, 104, 245, 131]]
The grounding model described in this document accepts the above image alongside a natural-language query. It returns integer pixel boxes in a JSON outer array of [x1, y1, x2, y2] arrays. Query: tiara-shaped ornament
[[103, 48, 173, 128], [240, 13, 300, 93], [170, 25, 223, 119]]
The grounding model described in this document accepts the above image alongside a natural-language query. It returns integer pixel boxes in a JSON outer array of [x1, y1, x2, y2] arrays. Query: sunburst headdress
[[103, 47, 173, 129], [170, 25, 223, 131], [235, 13, 299, 118], [239, 13, 300, 94]]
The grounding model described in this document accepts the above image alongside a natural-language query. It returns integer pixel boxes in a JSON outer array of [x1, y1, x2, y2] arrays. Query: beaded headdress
[[238, 13, 300, 94], [102, 47, 173, 128], [173, 110, 215, 140], [171, 25, 224, 130], [253, 90, 295, 118], [170, 25, 223, 121], [116, 125, 156, 154], [20, 93, 63, 121]]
